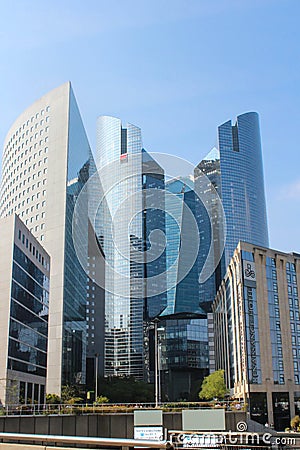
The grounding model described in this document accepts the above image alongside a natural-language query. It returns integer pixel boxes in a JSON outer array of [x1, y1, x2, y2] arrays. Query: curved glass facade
[[96, 116, 144, 378], [96, 116, 166, 379], [196, 112, 269, 306], [218, 112, 269, 263]]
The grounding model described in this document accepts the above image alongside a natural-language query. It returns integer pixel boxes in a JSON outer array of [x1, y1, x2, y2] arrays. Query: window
[[294, 286, 298, 296]]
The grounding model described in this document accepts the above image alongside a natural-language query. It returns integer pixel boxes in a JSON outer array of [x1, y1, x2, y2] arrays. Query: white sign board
[[134, 426, 163, 441], [182, 409, 225, 431], [134, 409, 163, 425]]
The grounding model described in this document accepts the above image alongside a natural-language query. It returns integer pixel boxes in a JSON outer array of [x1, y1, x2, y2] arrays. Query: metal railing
[[0, 401, 245, 416], [0, 432, 173, 449]]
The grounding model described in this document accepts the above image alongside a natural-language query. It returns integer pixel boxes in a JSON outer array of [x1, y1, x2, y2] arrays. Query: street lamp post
[[158, 337, 161, 404], [154, 319, 159, 408], [95, 353, 99, 402], [153, 318, 165, 407]]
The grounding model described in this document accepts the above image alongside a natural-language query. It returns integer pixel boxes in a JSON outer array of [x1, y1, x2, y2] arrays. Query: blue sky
[[0, 0, 299, 252]]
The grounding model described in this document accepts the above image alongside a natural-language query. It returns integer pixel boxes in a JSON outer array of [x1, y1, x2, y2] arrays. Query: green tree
[[46, 393, 61, 404], [199, 370, 228, 400], [95, 395, 109, 404], [61, 385, 83, 404]]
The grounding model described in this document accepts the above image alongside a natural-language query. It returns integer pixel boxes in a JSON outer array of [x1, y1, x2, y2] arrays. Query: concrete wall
[[0, 411, 246, 438]]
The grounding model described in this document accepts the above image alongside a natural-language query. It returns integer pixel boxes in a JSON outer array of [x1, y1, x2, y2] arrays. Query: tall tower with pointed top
[[196, 112, 269, 306]]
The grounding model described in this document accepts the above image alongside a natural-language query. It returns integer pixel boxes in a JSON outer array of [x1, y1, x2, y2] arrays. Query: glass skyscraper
[[163, 177, 205, 317], [217, 112, 269, 263], [159, 177, 208, 400], [194, 148, 225, 307], [196, 112, 269, 305], [95, 116, 166, 380]]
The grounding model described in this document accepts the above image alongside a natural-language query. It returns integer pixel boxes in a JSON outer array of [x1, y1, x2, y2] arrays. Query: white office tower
[[0, 82, 92, 395]]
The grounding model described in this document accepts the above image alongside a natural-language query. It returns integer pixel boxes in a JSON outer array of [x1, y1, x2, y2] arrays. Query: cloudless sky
[[0, 0, 299, 252]]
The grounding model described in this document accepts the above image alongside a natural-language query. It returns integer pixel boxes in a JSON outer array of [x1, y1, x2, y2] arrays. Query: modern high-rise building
[[163, 177, 205, 317], [0, 82, 94, 395], [194, 148, 225, 307], [95, 116, 166, 380], [217, 112, 269, 263], [196, 112, 269, 306], [0, 87, 273, 408], [0, 214, 50, 405], [213, 241, 300, 431], [85, 220, 105, 387], [158, 177, 208, 400]]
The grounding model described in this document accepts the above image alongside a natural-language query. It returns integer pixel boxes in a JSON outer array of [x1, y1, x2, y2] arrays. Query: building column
[[289, 388, 295, 420], [266, 390, 274, 426]]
